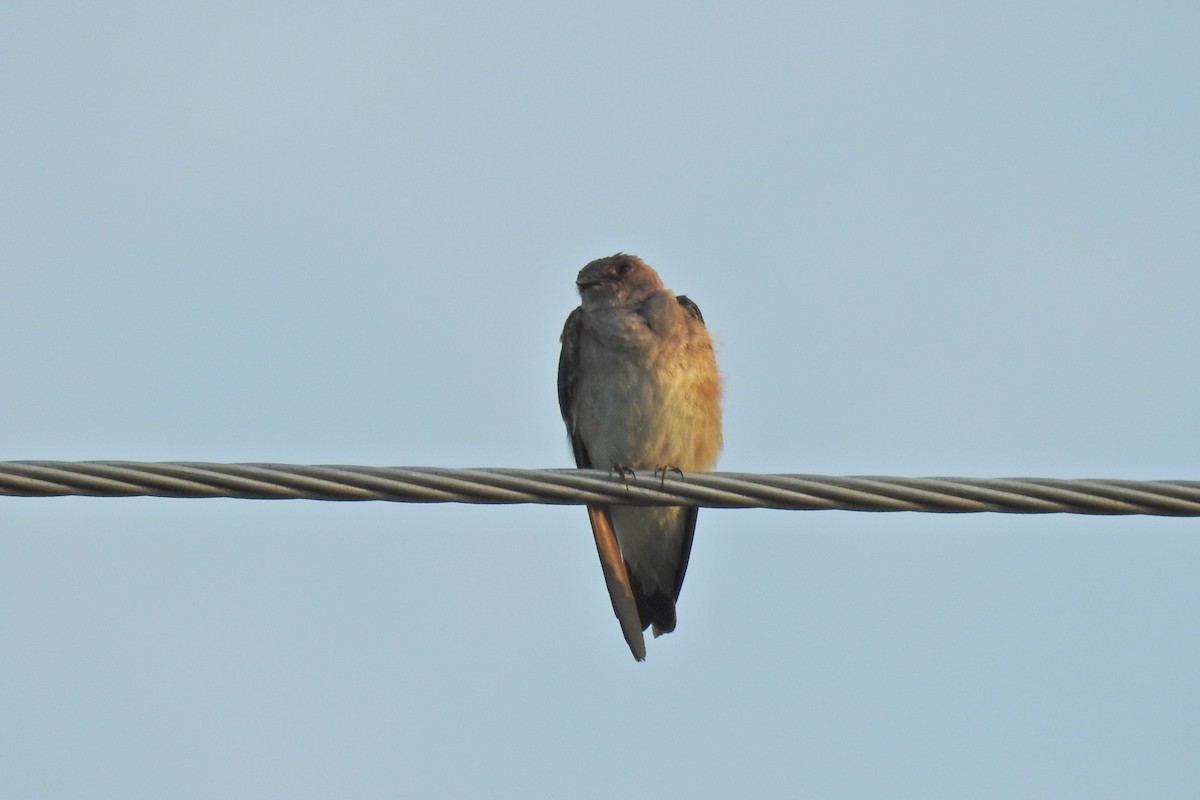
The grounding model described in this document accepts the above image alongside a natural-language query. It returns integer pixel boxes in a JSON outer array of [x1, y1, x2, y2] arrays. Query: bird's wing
[[559, 307, 647, 661], [557, 307, 592, 468], [669, 295, 706, 601], [671, 506, 699, 602], [586, 506, 647, 661], [675, 294, 705, 323]]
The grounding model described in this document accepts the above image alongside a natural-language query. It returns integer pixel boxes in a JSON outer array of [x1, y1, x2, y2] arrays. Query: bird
[[557, 253, 722, 660]]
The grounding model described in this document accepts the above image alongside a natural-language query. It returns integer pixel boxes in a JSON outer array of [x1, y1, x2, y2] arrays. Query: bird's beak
[[576, 277, 605, 289]]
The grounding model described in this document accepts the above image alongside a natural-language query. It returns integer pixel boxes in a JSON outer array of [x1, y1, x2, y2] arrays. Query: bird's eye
[[616, 260, 633, 276]]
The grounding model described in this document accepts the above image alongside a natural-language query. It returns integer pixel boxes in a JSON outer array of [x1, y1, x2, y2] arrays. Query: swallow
[[558, 253, 722, 660]]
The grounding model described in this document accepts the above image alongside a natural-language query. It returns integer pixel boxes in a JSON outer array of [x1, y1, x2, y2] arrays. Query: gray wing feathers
[[559, 305, 647, 661]]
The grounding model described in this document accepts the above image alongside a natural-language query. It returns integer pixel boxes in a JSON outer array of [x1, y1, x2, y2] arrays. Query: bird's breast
[[575, 327, 720, 472]]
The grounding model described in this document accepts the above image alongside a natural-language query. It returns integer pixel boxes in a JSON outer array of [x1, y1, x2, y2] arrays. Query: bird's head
[[575, 253, 664, 309]]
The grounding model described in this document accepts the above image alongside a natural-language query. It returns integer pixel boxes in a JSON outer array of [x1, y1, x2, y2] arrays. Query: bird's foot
[[654, 465, 685, 489], [608, 464, 637, 488]]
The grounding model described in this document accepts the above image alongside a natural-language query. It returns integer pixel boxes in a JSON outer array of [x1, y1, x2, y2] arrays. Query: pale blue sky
[[2, 3, 1198, 798]]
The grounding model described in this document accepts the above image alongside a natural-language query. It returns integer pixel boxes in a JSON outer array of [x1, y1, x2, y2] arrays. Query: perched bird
[[557, 253, 722, 660]]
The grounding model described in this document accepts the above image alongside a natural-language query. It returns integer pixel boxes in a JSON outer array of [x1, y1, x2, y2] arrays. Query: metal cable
[[1, 461, 1198, 516]]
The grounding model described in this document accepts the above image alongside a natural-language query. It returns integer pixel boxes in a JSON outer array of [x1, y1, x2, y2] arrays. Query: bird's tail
[[631, 578, 677, 638]]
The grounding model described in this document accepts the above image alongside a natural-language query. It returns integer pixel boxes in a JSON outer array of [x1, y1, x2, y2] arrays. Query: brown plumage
[[558, 254, 722, 660]]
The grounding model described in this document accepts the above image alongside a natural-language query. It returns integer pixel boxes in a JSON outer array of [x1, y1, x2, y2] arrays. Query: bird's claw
[[609, 464, 637, 488], [654, 465, 685, 489]]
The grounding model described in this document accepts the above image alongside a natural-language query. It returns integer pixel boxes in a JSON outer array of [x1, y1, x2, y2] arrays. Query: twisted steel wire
[[1, 461, 1199, 516]]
